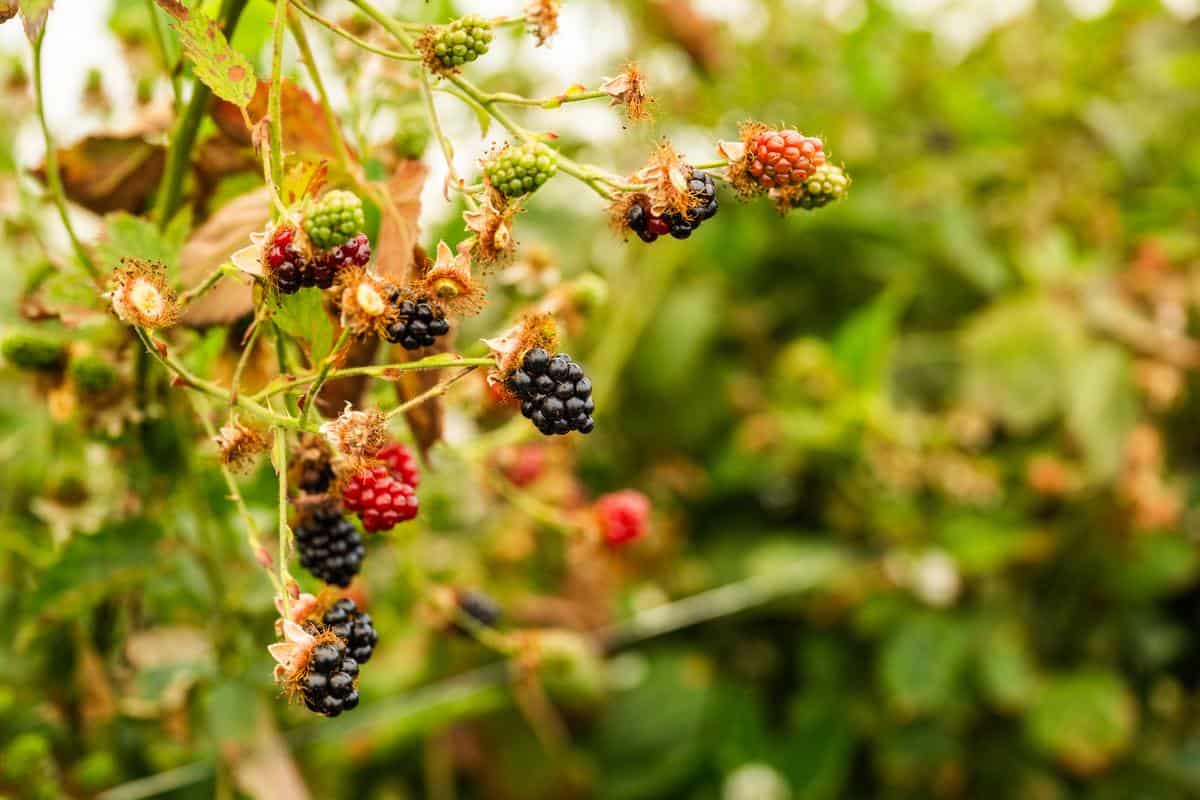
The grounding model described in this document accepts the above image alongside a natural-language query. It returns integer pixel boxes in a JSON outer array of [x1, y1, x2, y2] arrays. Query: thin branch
[[385, 365, 479, 420], [298, 327, 352, 428], [268, 0, 290, 191], [290, 0, 420, 61]]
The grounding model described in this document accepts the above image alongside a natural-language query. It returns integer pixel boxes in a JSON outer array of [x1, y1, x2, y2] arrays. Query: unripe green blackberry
[[485, 141, 558, 199], [69, 354, 119, 393], [793, 163, 850, 210], [395, 104, 431, 160], [303, 190, 366, 251], [1, 329, 67, 372], [430, 15, 492, 69]]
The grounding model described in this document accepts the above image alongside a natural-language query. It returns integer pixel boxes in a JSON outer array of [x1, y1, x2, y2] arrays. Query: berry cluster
[[748, 129, 826, 188], [485, 141, 558, 198], [265, 228, 371, 295], [626, 168, 719, 242], [341, 466, 419, 532], [321, 598, 378, 664], [430, 15, 492, 69], [507, 348, 595, 436], [300, 639, 359, 717], [303, 190, 366, 251], [383, 293, 451, 351], [377, 441, 421, 489], [294, 507, 365, 587], [791, 163, 851, 210]]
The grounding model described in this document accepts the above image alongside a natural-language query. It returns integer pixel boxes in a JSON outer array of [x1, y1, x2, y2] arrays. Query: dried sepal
[[320, 404, 387, 460], [607, 192, 646, 239], [629, 140, 697, 218], [464, 195, 519, 267], [524, 0, 561, 46], [290, 432, 335, 500], [483, 312, 559, 389], [600, 63, 652, 123], [215, 418, 272, 473], [414, 241, 488, 318], [270, 619, 342, 701], [275, 592, 322, 626], [107, 259, 180, 330], [335, 267, 397, 338], [724, 120, 773, 198]]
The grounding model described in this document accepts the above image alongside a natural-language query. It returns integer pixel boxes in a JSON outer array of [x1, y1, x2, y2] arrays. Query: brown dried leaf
[[314, 334, 378, 417], [180, 188, 271, 326], [373, 159, 427, 282], [33, 134, 166, 215], [392, 338, 450, 458], [211, 78, 350, 163]]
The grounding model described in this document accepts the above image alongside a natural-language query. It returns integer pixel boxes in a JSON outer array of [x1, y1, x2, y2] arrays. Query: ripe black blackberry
[[294, 508, 365, 588], [624, 169, 718, 243], [298, 459, 335, 495], [301, 639, 360, 717], [383, 293, 451, 351], [506, 348, 595, 436], [322, 598, 379, 664]]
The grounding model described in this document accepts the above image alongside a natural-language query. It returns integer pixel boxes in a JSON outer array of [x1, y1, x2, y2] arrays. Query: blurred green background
[[3, 0, 1200, 798]]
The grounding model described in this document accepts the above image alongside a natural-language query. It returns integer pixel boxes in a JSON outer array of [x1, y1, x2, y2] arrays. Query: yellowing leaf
[[154, 0, 256, 108]]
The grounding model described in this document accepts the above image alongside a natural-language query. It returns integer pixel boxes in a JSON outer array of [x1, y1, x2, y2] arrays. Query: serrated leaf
[[154, 0, 256, 108], [272, 289, 334, 365], [97, 212, 190, 278]]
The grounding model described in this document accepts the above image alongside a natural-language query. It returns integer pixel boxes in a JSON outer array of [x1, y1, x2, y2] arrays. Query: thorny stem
[[145, 0, 181, 107], [384, 365, 479, 420], [268, 0, 289, 192], [178, 264, 233, 306], [273, 422, 294, 617], [475, 89, 610, 109], [31, 24, 101, 282], [288, 11, 357, 181], [252, 355, 497, 401], [298, 327, 352, 429], [230, 316, 264, 402]]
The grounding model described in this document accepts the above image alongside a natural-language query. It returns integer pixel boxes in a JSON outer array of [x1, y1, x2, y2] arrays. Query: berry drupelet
[[485, 141, 558, 199], [383, 293, 451, 351], [376, 440, 421, 489], [322, 598, 379, 664], [341, 465, 420, 532], [507, 347, 595, 436], [313, 232, 372, 289], [301, 639, 359, 717], [792, 163, 850, 210], [430, 15, 492, 69], [294, 507, 365, 587], [625, 169, 718, 242], [747, 129, 826, 189], [304, 191, 367, 251]]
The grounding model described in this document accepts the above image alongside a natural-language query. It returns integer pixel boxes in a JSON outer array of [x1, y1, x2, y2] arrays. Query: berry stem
[[230, 315, 264, 402], [420, 70, 479, 211], [298, 327, 352, 429], [30, 24, 101, 283], [289, 0, 421, 61], [144, 0, 182, 108], [272, 419, 294, 617], [252, 355, 497, 401], [288, 11, 358, 182], [178, 264, 234, 307], [384, 365, 480, 420], [268, 0, 290, 193], [473, 88, 610, 109], [690, 159, 730, 171]]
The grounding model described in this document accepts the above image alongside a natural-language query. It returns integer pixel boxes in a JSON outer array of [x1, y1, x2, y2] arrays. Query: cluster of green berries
[[430, 15, 493, 69], [790, 163, 851, 210], [303, 190, 367, 251], [2, 329, 119, 392], [485, 141, 558, 199]]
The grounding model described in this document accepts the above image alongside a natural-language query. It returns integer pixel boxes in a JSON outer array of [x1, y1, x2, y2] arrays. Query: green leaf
[[879, 614, 972, 715], [97, 211, 190, 278], [1026, 671, 1136, 775], [1065, 343, 1137, 481], [977, 624, 1039, 712], [832, 290, 904, 389], [272, 289, 335, 365], [154, 0, 256, 108]]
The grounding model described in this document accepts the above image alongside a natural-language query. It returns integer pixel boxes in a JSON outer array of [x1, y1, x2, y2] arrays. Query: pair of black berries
[[625, 169, 719, 243], [302, 599, 377, 717], [295, 507, 364, 588], [507, 348, 595, 436], [384, 293, 451, 351]]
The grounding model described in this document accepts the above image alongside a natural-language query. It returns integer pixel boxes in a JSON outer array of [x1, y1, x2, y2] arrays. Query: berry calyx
[[376, 440, 421, 489], [429, 15, 492, 70], [747, 129, 825, 189], [594, 490, 651, 547], [301, 639, 359, 717], [321, 598, 378, 664], [341, 465, 419, 532], [485, 141, 558, 199], [304, 190, 366, 251], [383, 293, 451, 351], [294, 507, 365, 588], [506, 347, 595, 436]]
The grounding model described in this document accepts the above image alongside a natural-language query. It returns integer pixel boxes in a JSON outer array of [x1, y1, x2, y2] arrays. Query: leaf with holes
[[154, 0, 256, 108]]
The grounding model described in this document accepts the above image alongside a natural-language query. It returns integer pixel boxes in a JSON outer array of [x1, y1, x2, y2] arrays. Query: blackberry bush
[[294, 507, 365, 587]]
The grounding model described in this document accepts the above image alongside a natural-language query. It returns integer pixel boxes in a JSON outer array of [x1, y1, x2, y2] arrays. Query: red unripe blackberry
[[377, 441, 420, 489], [506, 348, 595, 435], [294, 507, 365, 587], [748, 130, 825, 188], [301, 640, 359, 717], [594, 490, 650, 547], [322, 598, 379, 664], [265, 227, 306, 295], [341, 466, 419, 532], [625, 169, 718, 243]]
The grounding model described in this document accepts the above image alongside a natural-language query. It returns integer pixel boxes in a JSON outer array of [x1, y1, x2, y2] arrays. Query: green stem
[[145, 0, 181, 106], [252, 356, 496, 401], [288, 11, 356, 179], [179, 264, 232, 306], [268, 0, 289, 192], [273, 423, 293, 616], [290, 0, 420, 61], [420, 70, 477, 209], [32, 25, 100, 281], [384, 365, 478, 420], [298, 328, 351, 429], [230, 316, 264, 402]]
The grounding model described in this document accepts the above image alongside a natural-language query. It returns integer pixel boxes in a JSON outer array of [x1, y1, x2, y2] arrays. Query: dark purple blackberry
[[506, 348, 595, 436], [660, 169, 718, 240], [456, 589, 502, 632], [294, 508, 365, 588], [301, 640, 360, 717], [322, 598, 378, 664], [298, 460, 335, 495], [383, 294, 451, 351]]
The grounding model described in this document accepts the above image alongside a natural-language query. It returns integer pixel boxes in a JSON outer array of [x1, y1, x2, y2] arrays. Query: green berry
[[430, 15, 492, 70], [792, 163, 850, 210], [484, 141, 559, 199], [303, 190, 366, 250], [69, 354, 119, 393], [395, 104, 431, 160], [1, 329, 67, 372]]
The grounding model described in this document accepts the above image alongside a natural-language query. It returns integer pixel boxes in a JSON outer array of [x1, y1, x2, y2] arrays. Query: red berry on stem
[[377, 441, 421, 489], [341, 466, 419, 532], [594, 490, 650, 547]]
